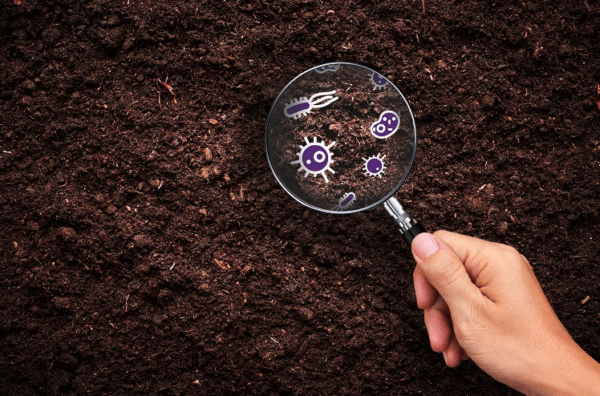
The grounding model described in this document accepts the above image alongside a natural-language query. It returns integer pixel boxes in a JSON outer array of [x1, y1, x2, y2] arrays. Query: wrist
[[524, 343, 600, 396]]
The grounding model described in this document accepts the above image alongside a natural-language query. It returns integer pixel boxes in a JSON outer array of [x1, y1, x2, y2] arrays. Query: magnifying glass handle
[[384, 197, 427, 247]]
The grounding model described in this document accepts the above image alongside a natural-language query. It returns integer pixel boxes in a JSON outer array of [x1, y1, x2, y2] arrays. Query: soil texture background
[[1, 1, 599, 395]]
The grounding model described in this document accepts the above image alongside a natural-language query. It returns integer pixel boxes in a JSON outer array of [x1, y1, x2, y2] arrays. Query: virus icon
[[332, 192, 356, 211], [291, 137, 336, 183], [363, 153, 387, 178], [315, 64, 340, 73], [284, 91, 339, 119], [370, 110, 400, 139], [369, 71, 389, 90]]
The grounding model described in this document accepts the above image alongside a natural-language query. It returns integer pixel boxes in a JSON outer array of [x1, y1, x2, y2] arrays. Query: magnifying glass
[[265, 62, 426, 246]]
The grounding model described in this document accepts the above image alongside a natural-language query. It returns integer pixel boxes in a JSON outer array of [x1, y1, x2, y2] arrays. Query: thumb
[[411, 233, 483, 312]]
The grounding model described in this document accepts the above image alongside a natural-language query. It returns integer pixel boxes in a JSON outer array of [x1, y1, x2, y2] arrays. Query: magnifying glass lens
[[265, 63, 417, 214]]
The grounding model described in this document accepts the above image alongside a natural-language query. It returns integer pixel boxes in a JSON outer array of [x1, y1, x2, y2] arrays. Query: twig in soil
[[170, 262, 176, 270], [533, 43, 543, 60], [156, 77, 177, 104], [270, 336, 280, 344], [471, 116, 486, 131], [124, 186, 144, 195], [422, 0, 426, 13], [124, 293, 130, 312]]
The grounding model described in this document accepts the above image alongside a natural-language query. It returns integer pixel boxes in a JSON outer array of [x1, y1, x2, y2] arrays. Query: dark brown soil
[[1, 1, 599, 395]]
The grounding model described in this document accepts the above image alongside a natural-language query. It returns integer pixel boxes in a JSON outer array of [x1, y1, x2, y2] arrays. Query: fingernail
[[412, 233, 440, 261], [442, 351, 448, 366]]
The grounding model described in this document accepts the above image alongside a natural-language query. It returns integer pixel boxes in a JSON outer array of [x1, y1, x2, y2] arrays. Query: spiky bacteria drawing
[[363, 154, 386, 178], [369, 71, 389, 90], [284, 91, 339, 119], [370, 110, 400, 139], [332, 192, 356, 211], [291, 137, 336, 183]]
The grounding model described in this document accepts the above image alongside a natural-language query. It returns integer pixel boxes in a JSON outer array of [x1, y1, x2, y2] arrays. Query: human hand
[[411, 231, 600, 396]]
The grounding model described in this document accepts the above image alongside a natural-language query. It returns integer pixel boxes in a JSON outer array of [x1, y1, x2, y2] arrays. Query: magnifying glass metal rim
[[265, 61, 418, 215]]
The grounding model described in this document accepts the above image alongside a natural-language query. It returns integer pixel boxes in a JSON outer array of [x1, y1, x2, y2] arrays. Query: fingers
[[412, 233, 484, 313], [444, 334, 463, 368], [423, 295, 451, 352], [434, 230, 537, 302], [413, 265, 438, 309], [433, 230, 492, 261], [433, 230, 513, 285], [423, 298, 467, 367]]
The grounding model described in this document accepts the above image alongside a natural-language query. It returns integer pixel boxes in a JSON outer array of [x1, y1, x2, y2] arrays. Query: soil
[[1, 1, 599, 395]]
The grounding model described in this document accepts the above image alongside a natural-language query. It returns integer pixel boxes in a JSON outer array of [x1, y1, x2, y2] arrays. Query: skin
[[411, 231, 600, 396]]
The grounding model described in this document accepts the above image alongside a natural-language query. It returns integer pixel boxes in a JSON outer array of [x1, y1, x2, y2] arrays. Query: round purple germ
[[291, 137, 336, 183], [366, 157, 383, 174], [372, 73, 387, 86], [363, 153, 386, 178], [370, 72, 389, 90], [301, 144, 329, 172]]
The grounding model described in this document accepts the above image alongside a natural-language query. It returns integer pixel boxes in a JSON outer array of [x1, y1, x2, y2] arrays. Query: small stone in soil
[[57, 227, 77, 240], [132, 234, 153, 248], [497, 221, 509, 234], [22, 79, 36, 91], [52, 296, 71, 310]]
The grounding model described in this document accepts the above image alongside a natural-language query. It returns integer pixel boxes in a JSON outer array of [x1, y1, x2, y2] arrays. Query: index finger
[[433, 230, 523, 292]]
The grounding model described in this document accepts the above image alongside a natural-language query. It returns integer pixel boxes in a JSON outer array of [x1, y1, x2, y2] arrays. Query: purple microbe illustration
[[332, 192, 357, 211], [284, 90, 339, 119], [315, 64, 340, 73], [369, 71, 389, 90], [363, 153, 387, 178], [370, 110, 400, 139], [291, 137, 336, 183]]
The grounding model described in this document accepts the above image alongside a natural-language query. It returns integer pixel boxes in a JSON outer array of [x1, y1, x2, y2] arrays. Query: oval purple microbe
[[340, 193, 355, 206], [285, 102, 310, 117], [370, 110, 400, 139]]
